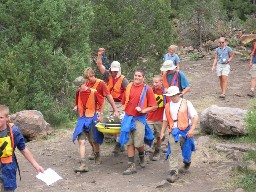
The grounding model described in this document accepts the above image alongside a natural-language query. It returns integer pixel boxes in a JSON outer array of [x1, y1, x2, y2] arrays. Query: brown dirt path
[[16, 57, 254, 192]]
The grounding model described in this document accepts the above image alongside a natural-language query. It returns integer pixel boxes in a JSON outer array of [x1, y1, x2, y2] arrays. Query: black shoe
[[179, 161, 191, 173], [139, 153, 145, 168]]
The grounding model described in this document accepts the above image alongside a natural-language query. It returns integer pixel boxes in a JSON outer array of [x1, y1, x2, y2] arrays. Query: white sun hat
[[160, 60, 177, 72], [164, 86, 180, 96]]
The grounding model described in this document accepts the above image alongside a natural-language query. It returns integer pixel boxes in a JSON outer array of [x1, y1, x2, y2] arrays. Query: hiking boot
[[120, 145, 125, 152], [88, 151, 95, 160], [74, 159, 89, 173], [122, 162, 137, 175], [179, 161, 191, 174], [94, 152, 102, 165], [139, 153, 145, 168], [166, 170, 178, 183], [112, 142, 121, 156], [247, 90, 255, 97], [152, 149, 160, 161]]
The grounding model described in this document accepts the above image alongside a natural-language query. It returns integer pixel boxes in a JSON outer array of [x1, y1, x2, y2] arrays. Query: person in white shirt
[[160, 86, 199, 183]]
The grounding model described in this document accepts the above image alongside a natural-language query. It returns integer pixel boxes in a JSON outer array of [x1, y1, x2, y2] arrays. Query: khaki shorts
[[249, 64, 256, 78], [216, 64, 230, 76], [77, 125, 95, 142], [147, 121, 162, 138], [126, 120, 145, 148]]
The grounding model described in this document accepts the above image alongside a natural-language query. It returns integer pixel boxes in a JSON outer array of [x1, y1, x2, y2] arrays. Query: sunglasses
[[219, 42, 225, 44]]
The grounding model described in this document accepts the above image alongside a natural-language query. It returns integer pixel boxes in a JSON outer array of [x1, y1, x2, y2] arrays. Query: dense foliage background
[[0, 0, 255, 125]]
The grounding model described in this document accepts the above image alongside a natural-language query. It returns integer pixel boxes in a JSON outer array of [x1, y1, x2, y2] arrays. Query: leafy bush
[[0, 0, 93, 126], [189, 53, 200, 61], [237, 151, 256, 191], [245, 101, 256, 142]]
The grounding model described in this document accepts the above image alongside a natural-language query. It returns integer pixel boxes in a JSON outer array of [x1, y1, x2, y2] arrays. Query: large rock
[[10, 110, 52, 141], [200, 105, 247, 136], [240, 34, 256, 45]]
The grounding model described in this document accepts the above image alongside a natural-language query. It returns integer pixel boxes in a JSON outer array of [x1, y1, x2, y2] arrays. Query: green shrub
[[245, 101, 256, 141], [189, 53, 200, 61]]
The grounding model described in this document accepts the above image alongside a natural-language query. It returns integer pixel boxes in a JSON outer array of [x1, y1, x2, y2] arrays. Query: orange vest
[[91, 78, 102, 89], [107, 75, 125, 99], [1, 123, 15, 164], [251, 42, 256, 57], [162, 71, 179, 89], [78, 89, 97, 117], [123, 83, 148, 111], [165, 99, 189, 132]]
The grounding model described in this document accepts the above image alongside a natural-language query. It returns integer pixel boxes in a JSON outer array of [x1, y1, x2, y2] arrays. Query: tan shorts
[[147, 121, 162, 138], [77, 125, 95, 142], [216, 64, 230, 76], [249, 64, 256, 78], [126, 120, 145, 148]]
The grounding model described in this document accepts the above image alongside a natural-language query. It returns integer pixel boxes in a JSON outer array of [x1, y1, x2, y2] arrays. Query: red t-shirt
[[147, 87, 165, 121], [86, 79, 110, 97], [76, 89, 104, 111], [122, 83, 157, 117]]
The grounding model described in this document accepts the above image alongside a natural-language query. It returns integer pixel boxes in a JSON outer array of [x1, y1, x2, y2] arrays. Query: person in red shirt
[[82, 68, 119, 164], [120, 69, 158, 175], [147, 75, 166, 161], [73, 83, 104, 172], [96, 48, 129, 155]]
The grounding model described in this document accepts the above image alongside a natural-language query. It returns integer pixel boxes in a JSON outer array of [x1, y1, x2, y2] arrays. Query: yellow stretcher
[[96, 123, 121, 134]]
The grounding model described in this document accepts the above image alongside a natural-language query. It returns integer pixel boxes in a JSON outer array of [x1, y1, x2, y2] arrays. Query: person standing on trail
[[96, 48, 129, 156], [160, 86, 198, 183], [81, 68, 119, 164], [247, 41, 256, 97], [146, 75, 166, 161], [119, 69, 158, 175], [0, 105, 44, 191], [211, 37, 233, 99], [72, 81, 104, 173], [160, 60, 190, 100], [163, 45, 181, 71]]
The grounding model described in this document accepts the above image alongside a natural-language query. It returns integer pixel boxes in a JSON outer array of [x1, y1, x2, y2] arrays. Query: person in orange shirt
[[119, 69, 158, 175], [82, 68, 118, 164], [73, 84, 104, 172], [96, 48, 129, 155], [147, 75, 166, 161]]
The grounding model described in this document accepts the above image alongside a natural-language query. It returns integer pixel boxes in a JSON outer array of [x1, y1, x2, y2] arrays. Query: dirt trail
[[16, 57, 254, 192]]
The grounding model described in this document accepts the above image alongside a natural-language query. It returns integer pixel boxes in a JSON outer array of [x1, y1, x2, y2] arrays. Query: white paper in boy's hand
[[36, 168, 62, 186]]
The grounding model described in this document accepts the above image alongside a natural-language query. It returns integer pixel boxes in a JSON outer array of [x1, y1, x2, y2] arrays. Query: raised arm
[[97, 48, 107, 75]]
